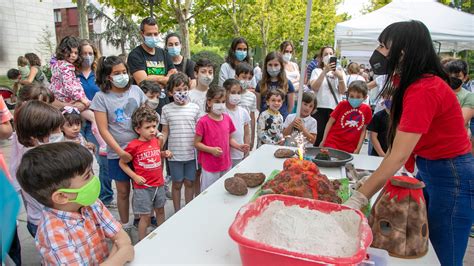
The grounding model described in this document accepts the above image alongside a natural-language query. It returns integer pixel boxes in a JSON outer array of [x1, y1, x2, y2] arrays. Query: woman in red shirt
[[346, 21, 473, 266]]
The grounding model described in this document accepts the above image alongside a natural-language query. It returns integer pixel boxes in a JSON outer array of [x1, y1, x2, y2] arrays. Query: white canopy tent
[[334, 0, 474, 64]]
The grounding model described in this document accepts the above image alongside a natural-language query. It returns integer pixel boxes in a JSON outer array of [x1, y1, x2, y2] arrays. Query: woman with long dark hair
[[346, 21, 473, 266], [218, 37, 256, 88]]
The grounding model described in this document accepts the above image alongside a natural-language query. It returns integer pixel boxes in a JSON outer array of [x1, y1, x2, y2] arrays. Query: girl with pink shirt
[[194, 86, 249, 191], [50, 36, 107, 154]]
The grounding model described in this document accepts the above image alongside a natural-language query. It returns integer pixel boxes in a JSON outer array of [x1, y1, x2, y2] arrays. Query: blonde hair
[[17, 56, 29, 66]]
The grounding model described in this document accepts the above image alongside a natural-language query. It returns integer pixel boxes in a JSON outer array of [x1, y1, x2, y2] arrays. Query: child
[[17, 56, 30, 81], [235, 62, 257, 150], [16, 142, 134, 265], [60, 106, 96, 152], [10, 100, 65, 238], [320, 80, 372, 154], [256, 52, 295, 120], [139, 80, 162, 112], [282, 92, 318, 147], [50, 36, 108, 155], [257, 89, 285, 146], [90, 55, 147, 232], [189, 58, 214, 116], [161, 73, 200, 212], [195, 86, 249, 191], [7, 68, 21, 103], [119, 106, 172, 240], [223, 79, 251, 166], [367, 99, 390, 156]]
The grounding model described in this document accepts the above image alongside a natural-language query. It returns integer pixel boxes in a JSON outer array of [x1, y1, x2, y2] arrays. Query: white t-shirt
[[225, 106, 251, 159], [285, 62, 300, 91], [309, 68, 346, 109], [219, 62, 257, 88], [161, 102, 201, 161], [239, 90, 257, 114], [345, 74, 369, 105], [188, 88, 207, 117], [283, 113, 318, 147], [373, 75, 388, 114]]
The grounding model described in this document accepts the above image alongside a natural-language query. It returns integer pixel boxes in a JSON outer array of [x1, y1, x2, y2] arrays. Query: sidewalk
[[1, 139, 473, 265]]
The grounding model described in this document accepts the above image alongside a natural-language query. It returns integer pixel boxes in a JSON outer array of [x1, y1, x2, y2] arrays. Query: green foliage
[[88, 4, 141, 54], [362, 0, 391, 13], [191, 50, 225, 85]]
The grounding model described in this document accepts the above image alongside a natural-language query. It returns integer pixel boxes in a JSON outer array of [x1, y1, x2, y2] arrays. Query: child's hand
[[80, 97, 91, 107], [294, 118, 304, 131], [119, 151, 133, 163], [133, 175, 147, 185], [239, 144, 250, 153], [162, 150, 173, 158], [211, 147, 223, 157], [277, 139, 285, 145], [85, 142, 96, 153]]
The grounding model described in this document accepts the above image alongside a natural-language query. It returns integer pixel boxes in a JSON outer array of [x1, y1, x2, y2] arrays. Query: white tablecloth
[[131, 144, 440, 265]]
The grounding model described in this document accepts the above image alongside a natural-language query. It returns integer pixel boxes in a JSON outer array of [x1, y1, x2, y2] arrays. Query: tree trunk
[[77, 0, 89, 39], [175, 8, 191, 59]]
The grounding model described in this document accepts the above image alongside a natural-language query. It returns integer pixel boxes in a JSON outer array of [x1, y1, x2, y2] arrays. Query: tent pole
[[296, 0, 313, 120]]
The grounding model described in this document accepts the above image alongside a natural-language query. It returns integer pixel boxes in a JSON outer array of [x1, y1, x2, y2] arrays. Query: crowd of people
[[1, 17, 473, 266]]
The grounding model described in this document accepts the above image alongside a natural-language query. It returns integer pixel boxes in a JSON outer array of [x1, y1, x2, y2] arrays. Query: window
[[54, 9, 62, 23], [67, 8, 79, 26]]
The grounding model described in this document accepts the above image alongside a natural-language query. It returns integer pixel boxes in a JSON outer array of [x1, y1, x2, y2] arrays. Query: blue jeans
[[82, 122, 113, 204], [416, 153, 474, 266]]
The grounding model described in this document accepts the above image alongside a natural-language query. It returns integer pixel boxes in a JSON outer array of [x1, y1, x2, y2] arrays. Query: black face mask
[[449, 77, 463, 90], [369, 50, 388, 75]]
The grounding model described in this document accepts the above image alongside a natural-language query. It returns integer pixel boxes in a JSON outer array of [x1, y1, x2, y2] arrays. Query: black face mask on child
[[449, 77, 463, 90]]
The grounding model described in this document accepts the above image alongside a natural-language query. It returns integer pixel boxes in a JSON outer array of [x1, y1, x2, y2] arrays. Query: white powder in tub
[[243, 201, 361, 257]]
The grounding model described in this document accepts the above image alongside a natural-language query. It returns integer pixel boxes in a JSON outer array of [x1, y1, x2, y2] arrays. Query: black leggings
[[312, 107, 333, 146]]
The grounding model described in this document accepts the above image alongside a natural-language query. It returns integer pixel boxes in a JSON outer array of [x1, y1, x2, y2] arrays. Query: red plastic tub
[[229, 194, 373, 266]]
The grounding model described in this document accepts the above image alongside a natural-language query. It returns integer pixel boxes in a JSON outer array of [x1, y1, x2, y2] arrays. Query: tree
[[194, 0, 345, 63], [99, 0, 212, 58], [77, 0, 90, 39], [36, 26, 56, 59], [88, 4, 141, 54]]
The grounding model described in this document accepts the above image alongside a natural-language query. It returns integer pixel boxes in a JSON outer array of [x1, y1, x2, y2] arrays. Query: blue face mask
[[111, 74, 129, 89], [144, 36, 159, 48], [348, 98, 364, 108], [168, 46, 181, 57], [235, 50, 247, 61]]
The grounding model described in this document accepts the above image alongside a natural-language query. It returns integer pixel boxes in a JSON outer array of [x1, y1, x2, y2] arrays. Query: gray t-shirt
[[90, 85, 147, 159]]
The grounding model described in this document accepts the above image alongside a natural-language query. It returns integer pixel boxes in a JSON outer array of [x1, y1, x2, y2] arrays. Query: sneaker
[[165, 184, 172, 200], [133, 218, 140, 228], [104, 200, 117, 209], [151, 216, 158, 227], [123, 223, 133, 235]]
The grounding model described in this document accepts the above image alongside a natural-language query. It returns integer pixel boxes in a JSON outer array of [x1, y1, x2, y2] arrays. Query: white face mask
[[323, 55, 331, 65], [228, 94, 241, 105], [211, 103, 226, 115], [282, 53, 292, 62], [146, 98, 160, 109], [38, 132, 64, 145], [198, 74, 213, 86], [239, 80, 251, 90]]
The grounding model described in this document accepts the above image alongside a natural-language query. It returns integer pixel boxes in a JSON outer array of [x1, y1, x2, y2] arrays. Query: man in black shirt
[[128, 17, 177, 86]]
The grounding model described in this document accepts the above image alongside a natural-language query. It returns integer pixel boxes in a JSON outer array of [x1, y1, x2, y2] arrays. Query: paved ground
[[1, 138, 473, 265]]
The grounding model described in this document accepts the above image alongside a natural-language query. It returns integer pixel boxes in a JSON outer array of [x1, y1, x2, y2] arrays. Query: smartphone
[[329, 56, 337, 70]]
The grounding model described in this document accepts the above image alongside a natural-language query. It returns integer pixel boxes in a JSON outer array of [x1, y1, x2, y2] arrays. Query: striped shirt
[[161, 102, 200, 161], [36, 200, 121, 265], [239, 90, 257, 114]]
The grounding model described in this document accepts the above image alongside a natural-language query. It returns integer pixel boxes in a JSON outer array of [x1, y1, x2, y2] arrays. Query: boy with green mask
[[17, 142, 134, 265]]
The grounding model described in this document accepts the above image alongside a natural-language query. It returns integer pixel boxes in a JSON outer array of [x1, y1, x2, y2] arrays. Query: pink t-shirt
[[196, 114, 235, 172]]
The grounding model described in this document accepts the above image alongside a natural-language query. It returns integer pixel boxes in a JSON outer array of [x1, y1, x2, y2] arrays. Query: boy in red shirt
[[321, 80, 372, 153], [119, 106, 172, 240]]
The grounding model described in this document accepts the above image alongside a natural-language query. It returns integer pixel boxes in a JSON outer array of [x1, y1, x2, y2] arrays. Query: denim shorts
[[133, 186, 166, 214], [108, 159, 130, 182], [168, 160, 196, 182]]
